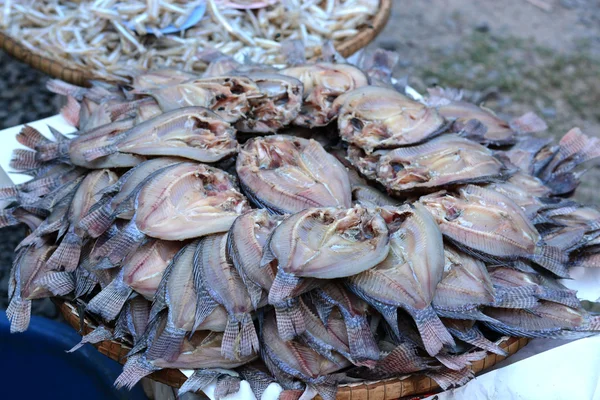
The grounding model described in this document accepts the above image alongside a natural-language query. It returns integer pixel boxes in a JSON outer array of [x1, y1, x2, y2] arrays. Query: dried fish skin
[[348, 203, 454, 356], [135, 162, 249, 240], [83, 107, 239, 164], [122, 239, 184, 300], [227, 210, 284, 308], [335, 86, 446, 152], [376, 134, 507, 193], [281, 63, 369, 127], [432, 247, 495, 313], [237, 135, 352, 214], [421, 185, 569, 277], [193, 233, 259, 360], [235, 73, 304, 133], [141, 76, 261, 123], [268, 206, 389, 279]]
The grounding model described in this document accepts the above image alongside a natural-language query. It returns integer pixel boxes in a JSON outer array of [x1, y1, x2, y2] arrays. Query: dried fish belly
[[236, 135, 351, 214]]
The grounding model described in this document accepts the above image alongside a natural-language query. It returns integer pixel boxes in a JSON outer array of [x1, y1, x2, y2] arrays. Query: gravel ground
[[0, 0, 599, 320]]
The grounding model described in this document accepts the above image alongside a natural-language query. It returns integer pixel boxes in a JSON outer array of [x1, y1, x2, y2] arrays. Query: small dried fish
[[236, 135, 352, 214], [335, 86, 446, 152]]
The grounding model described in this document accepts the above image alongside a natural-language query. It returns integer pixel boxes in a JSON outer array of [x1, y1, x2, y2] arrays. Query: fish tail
[[344, 314, 379, 367], [310, 382, 338, 400], [237, 366, 275, 400], [46, 232, 82, 272], [94, 220, 145, 265], [426, 366, 474, 391], [214, 375, 242, 400], [74, 267, 98, 298], [60, 96, 81, 127], [436, 351, 488, 371], [268, 269, 303, 306], [114, 353, 156, 390], [36, 271, 75, 296], [6, 295, 31, 333], [178, 370, 220, 397], [274, 300, 306, 341], [67, 325, 113, 353], [87, 272, 132, 321], [509, 111, 548, 134], [145, 319, 186, 362], [78, 199, 114, 238], [493, 286, 538, 309], [0, 207, 19, 228], [530, 246, 570, 278], [240, 313, 260, 357], [378, 342, 431, 374], [222, 317, 241, 360], [410, 306, 455, 357], [278, 390, 304, 400], [10, 149, 43, 171], [46, 79, 87, 99], [16, 125, 52, 150], [537, 288, 580, 309], [82, 144, 119, 162]]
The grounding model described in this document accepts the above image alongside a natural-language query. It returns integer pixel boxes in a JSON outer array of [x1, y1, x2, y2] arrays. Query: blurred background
[[0, 0, 598, 327]]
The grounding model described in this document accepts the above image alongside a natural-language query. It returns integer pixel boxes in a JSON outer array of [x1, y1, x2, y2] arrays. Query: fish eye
[[350, 118, 364, 130]]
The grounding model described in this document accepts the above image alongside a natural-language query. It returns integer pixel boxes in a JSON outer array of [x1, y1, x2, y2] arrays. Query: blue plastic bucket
[[0, 312, 147, 400]]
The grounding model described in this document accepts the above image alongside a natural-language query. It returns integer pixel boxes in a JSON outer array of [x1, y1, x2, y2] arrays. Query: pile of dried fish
[[3, 42, 600, 399], [0, 0, 379, 82]]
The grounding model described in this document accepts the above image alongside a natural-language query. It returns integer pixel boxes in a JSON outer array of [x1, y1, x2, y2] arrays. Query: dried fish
[[236, 135, 352, 214], [335, 86, 446, 152], [348, 204, 455, 356]]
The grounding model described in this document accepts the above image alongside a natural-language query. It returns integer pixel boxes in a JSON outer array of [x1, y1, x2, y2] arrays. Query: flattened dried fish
[[421, 185, 569, 277], [227, 209, 283, 308], [281, 63, 369, 127], [82, 107, 238, 163], [237, 135, 351, 214], [335, 86, 445, 152], [348, 204, 455, 356], [376, 134, 507, 193]]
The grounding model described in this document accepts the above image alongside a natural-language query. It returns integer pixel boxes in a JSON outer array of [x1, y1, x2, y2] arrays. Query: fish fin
[[375, 303, 400, 339], [426, 366, 474, 391], [543, 172, 581, 195], [78, 198, 114, 238], [309, 382, 338, 400], [48, 126, 71, 143], [0, 208, 20, 228], [17, 125, 52, 150], [509, 112, 548, 133], [6, 295, 31, 333], [191, 244, 220, 333], [281, 39, 306, 66], [114, 353, 157, 390], [344, 314, 379, 367], [93, 219, 145, 264], [67, 325, 113, 353], [214, 375, 242, 400], [36, 271, 75, 296], [178, 370, 220, 396], [82, 144, 119, 162], [10, 149, 43, 171], [145, 318, 186, 362], [222, 314, 259, 360], [60, 96, 81, 127], [435, 308, 499, 324], [409, 306, 455, 356], [494, 286, 539, 309], [46, 79, 87, 99], [274, 300, 306, 341], [435, 350, 487, 371], [537, 288, 581, 309], [46, 232, 82, 272], [87, 270, 132, 321], [529, 246, 569, 278], [320, 40, 346, 63], [447, 325, 507, 356], [238, 366, 275, 400], [313, 297, 334, 326], [378, 341, 432, 375], [456, 119, 488, 142], [74, 267, 98, 298]]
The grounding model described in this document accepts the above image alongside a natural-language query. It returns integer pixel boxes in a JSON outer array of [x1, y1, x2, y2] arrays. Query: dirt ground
[[372, 0, 600, 203]]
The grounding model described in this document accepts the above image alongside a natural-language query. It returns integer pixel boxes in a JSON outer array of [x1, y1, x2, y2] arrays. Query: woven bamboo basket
[[0, 0, 392, 87], [55, 298, 530, 399]]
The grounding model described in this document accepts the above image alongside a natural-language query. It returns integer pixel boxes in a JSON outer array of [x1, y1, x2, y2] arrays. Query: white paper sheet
[[2, 116, 599, 400]]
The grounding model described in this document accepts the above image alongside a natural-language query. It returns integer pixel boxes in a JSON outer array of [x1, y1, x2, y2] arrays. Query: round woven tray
[[55, 298, 529, 399], [0, 0, 392, 87]]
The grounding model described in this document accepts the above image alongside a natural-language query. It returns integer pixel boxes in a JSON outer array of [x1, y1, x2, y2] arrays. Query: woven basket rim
[[0, 0, 392, 87], [54, 298, 529, 399]]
